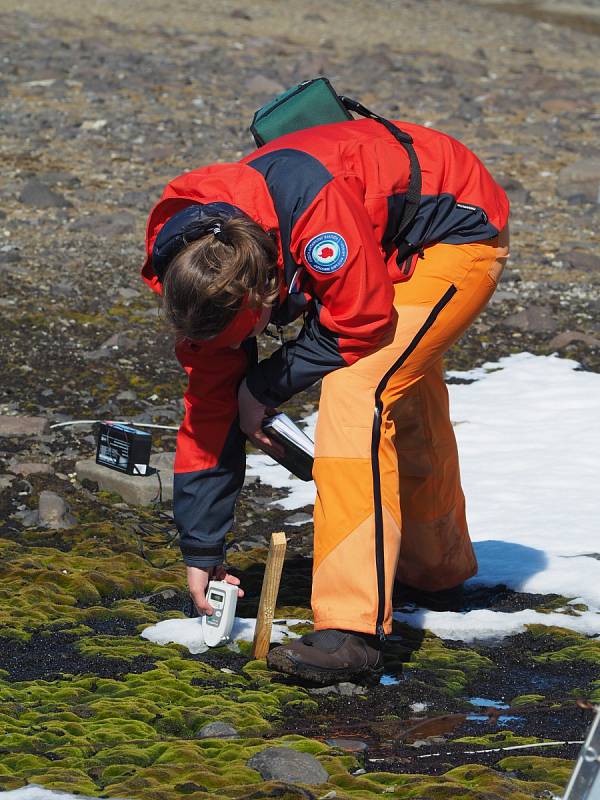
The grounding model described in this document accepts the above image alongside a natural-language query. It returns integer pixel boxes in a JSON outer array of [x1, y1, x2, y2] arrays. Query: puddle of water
[[469, 696, 510, 709], [467, 713, 525, 726], [380, 673, 402, 686]]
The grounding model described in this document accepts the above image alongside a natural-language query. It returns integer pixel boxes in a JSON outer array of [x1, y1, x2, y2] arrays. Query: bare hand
[[186, 564, 244, 616], [238, 379, 284, 458]]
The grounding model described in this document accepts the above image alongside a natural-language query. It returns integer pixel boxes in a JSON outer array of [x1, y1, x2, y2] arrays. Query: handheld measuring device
[[201, 580, 238, 647]]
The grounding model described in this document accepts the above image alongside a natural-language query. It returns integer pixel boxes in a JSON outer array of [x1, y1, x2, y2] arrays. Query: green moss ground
[[1, 500, 594, 800]]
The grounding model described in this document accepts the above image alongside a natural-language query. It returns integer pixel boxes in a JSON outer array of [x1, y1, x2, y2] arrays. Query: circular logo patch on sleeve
[[304, 232, 348, 274]]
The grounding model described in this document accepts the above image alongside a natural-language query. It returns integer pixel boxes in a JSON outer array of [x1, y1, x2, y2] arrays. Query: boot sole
[[267, 647, 384, 686]]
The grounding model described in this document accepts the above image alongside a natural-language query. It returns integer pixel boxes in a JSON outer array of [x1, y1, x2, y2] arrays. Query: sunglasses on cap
[[151, 202, 248, 283]]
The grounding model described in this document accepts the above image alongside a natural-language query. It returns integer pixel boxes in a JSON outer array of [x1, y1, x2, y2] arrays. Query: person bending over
[[141, 116, 509, 683]]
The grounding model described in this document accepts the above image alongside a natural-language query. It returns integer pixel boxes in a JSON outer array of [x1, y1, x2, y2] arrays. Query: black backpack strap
[[340, 96, 422, 265]]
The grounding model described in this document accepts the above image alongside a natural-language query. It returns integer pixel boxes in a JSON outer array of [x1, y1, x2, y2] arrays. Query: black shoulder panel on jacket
[[247, 149, 333, 285]]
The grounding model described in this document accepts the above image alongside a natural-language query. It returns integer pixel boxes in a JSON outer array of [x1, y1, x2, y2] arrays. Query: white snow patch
[[244, 353, 600, 640], [141, 616, 305, 654], [394, 607, 600, 642], [0, 789, 115, 800]]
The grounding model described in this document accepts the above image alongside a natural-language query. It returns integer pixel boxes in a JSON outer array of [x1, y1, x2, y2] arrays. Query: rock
[[75, 456, 174, 506], [0, 474, 15, 491], [0, 248, 21, 264], [557, 158, 600, 203], [285, 512, 312, 526], [231, 8, 252, 19], [245, 75, 285, 96], [337, 681, 367, 696], [308, 685, 338, 696], [541, 98, 582, 114], [116, 390, 137, 401], [0, 416, 49, 437], [12, 462, 54, 477], [325, 738, 368, 752], [37, 491, 76, 529], [19, 178, 72, 208], [197, 721, 240, 739], [502, 304, 558, 334], [138, 588, 178, 603], [495, 174, 530, 205], [308, 682, 367, 697], [548, 330, 600, 350], [83, 332, 137, 360], [117, 287, 139, 301], [247, 746, 328, 785], [69, 211, 136, 236], [563, 250, 600, 272], [81, 119, 108, 131]]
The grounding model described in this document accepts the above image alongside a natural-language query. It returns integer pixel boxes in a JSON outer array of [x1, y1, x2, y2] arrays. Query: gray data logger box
[[96, 422, 152, 476]]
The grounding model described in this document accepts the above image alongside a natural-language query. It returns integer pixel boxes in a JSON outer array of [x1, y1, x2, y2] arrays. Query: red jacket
[[142, 119, 509, 567]]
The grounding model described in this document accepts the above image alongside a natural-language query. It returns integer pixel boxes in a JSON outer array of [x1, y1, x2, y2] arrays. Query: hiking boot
[[267, 629, 384, 685]]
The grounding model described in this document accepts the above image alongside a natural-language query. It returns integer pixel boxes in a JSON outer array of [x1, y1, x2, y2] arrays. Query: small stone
[[557, 158, 600, 203], [81, 119, 108, 131], [83, 332, 137, 360], [548, 330, 600, 350], [138, 588, 177, 603], [19, 179, 72, 208], [337, 682, 367, 696], [309, 685, 338, 696], [285, 512, 312, 526], [247, 746, 328, 785], [117, 287, 140, 301], [0, 474, 15, 491], [197, 721, 240, 739], [70, 211, 136, 236], [37, 491, 76, 529], [245, 75, 285, 96], [0, 248, 21, 264], [495, 174, 530, 205], [325, 738, 368, 753], [0, 416, 49, 437], [564, 251, 600, 272], [116, 390, 137, 401], [502, 304, 558, 334], [13, 462, 54, 477]]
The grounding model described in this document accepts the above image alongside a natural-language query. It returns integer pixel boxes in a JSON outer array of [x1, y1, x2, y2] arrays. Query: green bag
[[250, 77, 352, 146], [250, 77, 423, 266]]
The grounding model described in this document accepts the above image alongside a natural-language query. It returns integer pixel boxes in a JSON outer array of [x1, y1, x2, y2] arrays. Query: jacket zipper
[[371, 284, 458, 639]]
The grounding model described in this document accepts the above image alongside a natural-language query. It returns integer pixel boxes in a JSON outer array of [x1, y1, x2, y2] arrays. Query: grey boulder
[[197, 721, 240, 739], [247, 746, 328, 785]]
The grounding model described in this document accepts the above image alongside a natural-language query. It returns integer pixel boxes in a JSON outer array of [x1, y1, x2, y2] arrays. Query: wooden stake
[[251, 531, 287, 660]]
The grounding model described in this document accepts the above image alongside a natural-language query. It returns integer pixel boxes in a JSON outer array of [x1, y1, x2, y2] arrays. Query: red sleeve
[[173, 338, 250, 568]]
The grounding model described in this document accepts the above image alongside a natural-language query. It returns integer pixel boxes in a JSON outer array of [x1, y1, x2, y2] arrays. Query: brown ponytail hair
[[162, 216, 279, 341]]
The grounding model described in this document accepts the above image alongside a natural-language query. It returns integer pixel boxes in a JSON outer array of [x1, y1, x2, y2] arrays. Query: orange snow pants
[[312, 228, 510, 636]]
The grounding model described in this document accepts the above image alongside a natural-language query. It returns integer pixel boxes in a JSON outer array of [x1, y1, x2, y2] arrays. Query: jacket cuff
[[182, 553, 226, 569], [180, 540, 227, 566]]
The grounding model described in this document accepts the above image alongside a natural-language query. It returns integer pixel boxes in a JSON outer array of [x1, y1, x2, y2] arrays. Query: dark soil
[[0, 632, 156, 682]]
